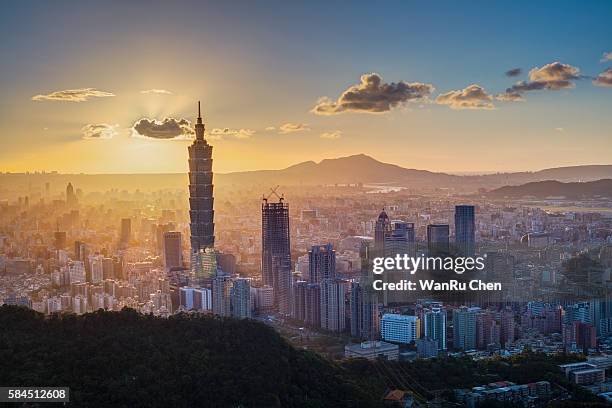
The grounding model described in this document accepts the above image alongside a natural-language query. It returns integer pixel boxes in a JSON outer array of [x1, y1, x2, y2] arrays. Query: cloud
[[505, 68, 522, 77], [81, 123, 118, 140], [320, 130, 342, 139], [593, 68, 612, 87], [131, 117, 194, 140], [600, 52, 612, 63], [527, 61, 580, 87], [140, 89, 172, 95], [32, 88, 115, 102], [435, 84, 495, 110], [497, 61, 581, 100], [279, 123, 310, 134], [312, 73, 434, 115], [555, 127, 564, 132], [208, 128, 255, 140], [264, 126, 276, 131], [495, 91, 524, 102]]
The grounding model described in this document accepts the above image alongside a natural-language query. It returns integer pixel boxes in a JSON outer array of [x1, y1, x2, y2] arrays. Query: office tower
[[68, 261, 86, 284], [212, 275, 232, 317], [89, 255, 104, 283], [350, 281, 364, 338], [305, 283, 321, 328], [354, 241, 381, 340], [163, 231, 183, 271], [427, 224, 449, 256], [455, 205, 475, 256], [54, 231, 66, 250], [381, 314, 420, 344], [66, 182, 77, 207], [424, 306, 447, 350], [500, 309, 515, 347], [120, 218, 131, 248], [231, 278, 252, 319], [320, 279, 347, 332], [564, 302, 592, 325], [193, 287, 212, 311], [453, 306, 479, 351], [385, 221, 415, 257], [216, 253, 236, 275], [308, 244, 336, 283], [476, 311, 501, 350], [74, 241, 87, 262], [180, 287, 195, 310], [261, 196, 291, 311], [275, 257, 293, 316], [384, 221, 416, 304], [292, 281, 308, 321], [374, 209, 391, 255], [350, 281, 380, 340], [188, 102, 215, 259], [193, 247, 218, 285], [102, 257, 114, 280], [255, 286, 274, 311]]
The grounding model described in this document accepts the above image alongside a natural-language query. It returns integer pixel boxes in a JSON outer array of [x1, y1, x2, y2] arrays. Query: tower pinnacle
[[195, 101, 205, 140]]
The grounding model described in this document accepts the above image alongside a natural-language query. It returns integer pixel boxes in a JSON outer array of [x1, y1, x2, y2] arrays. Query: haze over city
[[2, 2, 612, 407]]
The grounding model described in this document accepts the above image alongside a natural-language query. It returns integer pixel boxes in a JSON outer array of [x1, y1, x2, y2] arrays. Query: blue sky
[[0, 0, 610, 173]]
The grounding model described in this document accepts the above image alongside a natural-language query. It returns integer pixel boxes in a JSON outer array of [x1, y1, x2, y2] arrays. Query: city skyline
[[1, 1, 611, 174]]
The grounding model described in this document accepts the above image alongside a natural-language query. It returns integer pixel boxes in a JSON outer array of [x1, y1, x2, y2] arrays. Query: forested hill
[[0, 306, 384, 407]]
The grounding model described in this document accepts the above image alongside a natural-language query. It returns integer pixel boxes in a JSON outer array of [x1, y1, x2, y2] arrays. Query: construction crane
[[262, 185, 283, 203]]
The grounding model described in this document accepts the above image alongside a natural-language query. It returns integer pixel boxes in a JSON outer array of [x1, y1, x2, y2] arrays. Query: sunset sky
[[1, 1, 611, 174]]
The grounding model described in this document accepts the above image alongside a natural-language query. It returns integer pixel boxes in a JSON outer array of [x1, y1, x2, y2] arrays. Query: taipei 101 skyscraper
[[188, 102, 215, 262]]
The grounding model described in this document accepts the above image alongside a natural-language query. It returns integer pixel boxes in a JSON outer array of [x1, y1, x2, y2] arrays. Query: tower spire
[[195, 100, 205, 140]]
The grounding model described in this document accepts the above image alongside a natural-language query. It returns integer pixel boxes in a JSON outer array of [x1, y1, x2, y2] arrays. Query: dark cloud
[[505, 68, 522, 77], [593, 68, 612, 87], [435, 84, 494, 110], [32, 88, 115, 102], [81, 123, 118, 139], [131, 117, 194, 139], [497, 61, 581, 101], [495, 91, 524, 102], [312, 73, 434, 115]]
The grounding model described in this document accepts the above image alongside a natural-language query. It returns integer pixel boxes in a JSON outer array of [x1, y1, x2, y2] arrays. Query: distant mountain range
[[1, 154, 612, 194], [218, 154, 612, 189], [486, 179, 612, 199]]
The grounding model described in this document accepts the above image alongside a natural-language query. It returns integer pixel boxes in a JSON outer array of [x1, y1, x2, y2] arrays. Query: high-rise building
[[163, 231, 183, 271], [262, 197, 291, 312], [424, 306, 447, 350], [212, 275, 232, 317], [308, 244, 336, 283], [66, 182, 77, 207], [374, 209, 391, 255], [381, 314, 420, 344], [54, 231, 67, 250], [427, 224, 449, 256], [292, 281, 308, 321], [231, 278, 252, 319], [119, 218, 131, 248], [305, 283, 321, 328], [89, 255, 104, 283], [455, 205, 475, 257], [188, 102, 215, 259], [453, 306, 479, 351], [320, 279, 347, 332]]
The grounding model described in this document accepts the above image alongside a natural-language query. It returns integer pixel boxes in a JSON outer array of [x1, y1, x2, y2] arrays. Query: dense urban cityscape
[[1, 104, 612, 406]]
